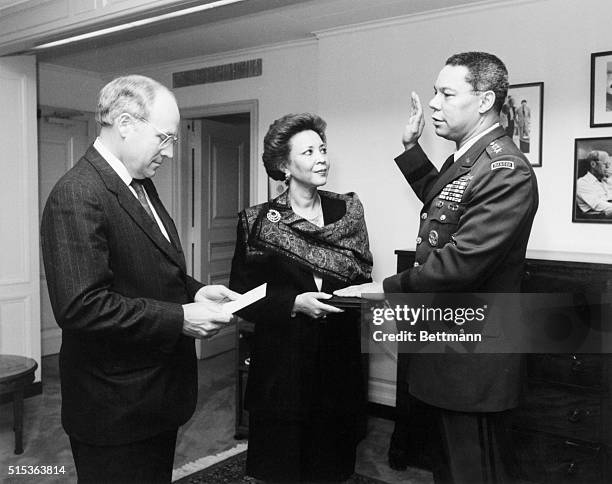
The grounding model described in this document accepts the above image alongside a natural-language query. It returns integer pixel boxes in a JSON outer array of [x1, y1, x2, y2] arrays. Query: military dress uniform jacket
[[383, 126, 539, 412]]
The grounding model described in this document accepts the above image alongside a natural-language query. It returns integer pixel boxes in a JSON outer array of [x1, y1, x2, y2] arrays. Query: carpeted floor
[[0, 352, 433, 484], [174, 451, 390, 484]]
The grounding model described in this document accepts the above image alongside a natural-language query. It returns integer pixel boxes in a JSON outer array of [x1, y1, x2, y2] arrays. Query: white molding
[[313, 0, 542, 39], [0, 0, 193, 51], [368, 377, 396, 407], [111, 37, 318, 79], [526, 249, 612, 264]]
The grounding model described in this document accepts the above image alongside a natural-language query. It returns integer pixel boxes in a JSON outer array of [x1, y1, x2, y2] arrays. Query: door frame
[[175, 100, 258, 359], [175, 99, 259, 238]]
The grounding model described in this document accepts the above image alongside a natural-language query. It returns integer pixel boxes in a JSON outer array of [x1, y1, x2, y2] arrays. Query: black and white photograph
[[590, 50, 612, 127], [573, 137, 612, 222], [1, 1, 612, 484], [501, 82, 543, 166]]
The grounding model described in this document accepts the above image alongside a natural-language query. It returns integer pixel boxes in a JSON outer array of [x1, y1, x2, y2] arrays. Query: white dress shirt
[[576, 171, 612, 214], [453, 123, 500, 162], [93, 138, 170, 242]]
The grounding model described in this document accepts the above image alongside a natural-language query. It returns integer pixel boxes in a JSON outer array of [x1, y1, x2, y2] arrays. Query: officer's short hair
[[96, 75, 172, 127], [446, 52, 508, 114]]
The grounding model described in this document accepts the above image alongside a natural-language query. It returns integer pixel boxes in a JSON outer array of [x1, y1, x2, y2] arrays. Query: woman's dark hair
[[262, 113, 327, 181]]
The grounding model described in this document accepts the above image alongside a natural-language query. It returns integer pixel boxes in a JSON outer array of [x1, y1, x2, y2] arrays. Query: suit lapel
[[422, 126, 506, 206], [84, 146, 186, 272], [143, 179, 184, 254]]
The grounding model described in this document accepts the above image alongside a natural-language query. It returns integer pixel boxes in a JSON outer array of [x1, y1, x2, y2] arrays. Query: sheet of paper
[[222, 283, 267, 314]]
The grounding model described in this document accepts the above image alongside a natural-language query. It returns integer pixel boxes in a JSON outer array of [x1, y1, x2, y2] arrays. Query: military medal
[[428, 230, 439, 247]]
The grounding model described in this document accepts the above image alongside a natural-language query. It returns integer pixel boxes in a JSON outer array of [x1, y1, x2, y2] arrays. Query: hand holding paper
[[195, 284, 241, 304], [222, 283, 267, 314], [182, 300, 231, 339]]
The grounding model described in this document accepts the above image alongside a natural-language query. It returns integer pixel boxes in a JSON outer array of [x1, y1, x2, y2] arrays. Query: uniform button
[[436, 200, 444, 208], [413, 261, 420, 267], [440, 214, 447, 221], [421, 212, 428, 220], [416, 236, 422, 245]]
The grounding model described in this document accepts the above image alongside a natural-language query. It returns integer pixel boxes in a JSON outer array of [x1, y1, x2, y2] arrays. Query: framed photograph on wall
[[590, 51, 612, 127], [572, 137, 612, 223], [501, 82, 543, 167]]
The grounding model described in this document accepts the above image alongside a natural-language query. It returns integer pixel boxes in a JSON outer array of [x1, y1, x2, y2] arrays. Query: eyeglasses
[[125, 113, 178, 149]]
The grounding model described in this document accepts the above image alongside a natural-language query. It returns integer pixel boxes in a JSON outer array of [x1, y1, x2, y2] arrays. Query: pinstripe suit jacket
[[41, 145, 203, 445]]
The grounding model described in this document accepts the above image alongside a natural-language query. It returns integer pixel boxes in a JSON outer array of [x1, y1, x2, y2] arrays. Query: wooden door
[[38, 108, 94, 355], [200, 119, 250, 287], [181, 117, 250, 358]]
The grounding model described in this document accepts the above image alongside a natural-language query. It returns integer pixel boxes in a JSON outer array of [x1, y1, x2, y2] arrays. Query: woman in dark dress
[[229, 113, 372, 483]]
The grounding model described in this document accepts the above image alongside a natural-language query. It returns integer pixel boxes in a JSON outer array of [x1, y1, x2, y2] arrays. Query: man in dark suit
[[337, 52, 539, 483], [41, 75, 238, 483]]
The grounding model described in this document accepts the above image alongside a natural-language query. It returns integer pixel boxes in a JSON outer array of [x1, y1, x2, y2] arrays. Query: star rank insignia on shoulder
[[489, 140, 503, 154], [485, 136, 518, 158]]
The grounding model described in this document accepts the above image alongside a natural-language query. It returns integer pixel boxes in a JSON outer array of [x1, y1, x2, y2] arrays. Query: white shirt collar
[[454, 123, 500, 161], [93, 137, 132, 186]]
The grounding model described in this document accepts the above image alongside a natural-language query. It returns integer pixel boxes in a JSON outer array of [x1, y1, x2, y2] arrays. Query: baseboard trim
[[0, 381, 42, 404]]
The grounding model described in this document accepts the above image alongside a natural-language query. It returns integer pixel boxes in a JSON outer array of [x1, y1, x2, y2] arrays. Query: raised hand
[[401, 92, 425, 151]]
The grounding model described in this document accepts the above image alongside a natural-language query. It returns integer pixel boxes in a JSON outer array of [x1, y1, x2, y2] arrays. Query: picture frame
[[572, 137, 612, 223], [590, 51, 612, 127], [501, 82, 543, 167]]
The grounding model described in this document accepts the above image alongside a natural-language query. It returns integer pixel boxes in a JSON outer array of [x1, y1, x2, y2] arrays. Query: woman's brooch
[[266, 209, 281, 223]]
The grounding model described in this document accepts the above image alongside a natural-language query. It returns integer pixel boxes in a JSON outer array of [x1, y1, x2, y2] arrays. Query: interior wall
[[319, 0, 612, 279], [37, 0, 612, 402], [312, 0, 612, 404], [133, 40, 320, 205], [38, 63, 104, 112]]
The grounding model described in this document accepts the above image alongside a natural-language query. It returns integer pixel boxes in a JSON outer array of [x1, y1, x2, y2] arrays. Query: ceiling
[[0, 0, 28, 8], [36, 0, 494, 74]]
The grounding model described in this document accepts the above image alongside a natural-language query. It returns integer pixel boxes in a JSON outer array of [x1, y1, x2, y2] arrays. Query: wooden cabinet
[[394, 250, 612, 483]]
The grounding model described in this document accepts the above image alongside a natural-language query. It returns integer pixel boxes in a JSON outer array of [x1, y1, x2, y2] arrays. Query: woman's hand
[[293, 292, 344, 319]]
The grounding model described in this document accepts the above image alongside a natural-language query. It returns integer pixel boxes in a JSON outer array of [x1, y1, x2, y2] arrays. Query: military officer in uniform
[[336, 52, 539, 483]]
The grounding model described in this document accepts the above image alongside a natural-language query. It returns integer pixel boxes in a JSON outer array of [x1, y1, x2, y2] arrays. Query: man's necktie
[[439, 154, 455, 175], [130, 179, 155, 221]]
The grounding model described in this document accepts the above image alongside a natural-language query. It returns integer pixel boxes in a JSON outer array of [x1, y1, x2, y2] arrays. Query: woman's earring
[[284, 172, 291, 182]]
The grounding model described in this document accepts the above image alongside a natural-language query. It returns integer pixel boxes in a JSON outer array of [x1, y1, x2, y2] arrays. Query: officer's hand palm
[[402, 92, 425, 150]]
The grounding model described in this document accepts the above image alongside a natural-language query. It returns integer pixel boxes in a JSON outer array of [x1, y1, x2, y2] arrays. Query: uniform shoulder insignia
[[490, 160, 515, 170], [485, 136, 521, 159]]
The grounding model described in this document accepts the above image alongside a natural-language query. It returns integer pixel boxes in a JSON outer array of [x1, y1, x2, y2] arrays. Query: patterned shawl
[[240, 190, 372, 284]]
